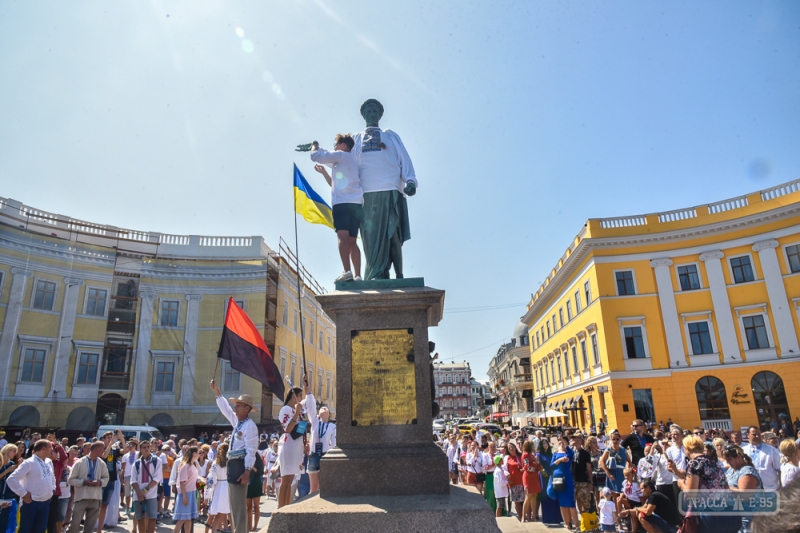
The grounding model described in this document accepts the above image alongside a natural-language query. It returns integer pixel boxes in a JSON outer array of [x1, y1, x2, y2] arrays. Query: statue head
[[360, 99, 384, 127]]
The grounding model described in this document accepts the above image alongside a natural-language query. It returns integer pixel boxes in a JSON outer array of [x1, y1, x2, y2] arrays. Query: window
[[302, 316, 307, 337], [290, 358, 297, 385], [730, 256, 755, 283], [21, 348, 46, 382], [556, 354, 563, 381], [615, 271, 636, 295], [535, 332, 540, 347], [307, 364, 314, 391], [546, 322, 551, 337], [279, 351, 287, 377], [317, 369, 323, 398], [591, 334, 600, 365], [575, 291, 582, 313], [86, 288, 107, 316], [448, 386, 452, 395], [552, 314, 557, 332], [580, 339, 589, 368], [540, 326, 544, 342], [786, 245, 800, 274], [633, 389, 656, 423], [160, 300, 179, 326], [447, 374, 452, 383], [327, 337, 331, 353], [319, 331, 324, 350], [624, 327, 646, 358], [550, 358, 555, 383], [677, 265, 701, 291], [293, 309, 298, 331], [566, 301, 573, 321], [695, 376, 730, 420], [743, 315, 769, 349], [282, 300, 289, 325], [571, 345, 578, 373], [584, 281, 591, 305], [688, 322, 714, 355], [33, 280, 56, 310], [223, 362, 241, 391], [76, 353, 99, 384], [326, 375, 331, 399], [309, 321, 314, 343], [155, 361, 175, 392], [559, 309, 565, 328]]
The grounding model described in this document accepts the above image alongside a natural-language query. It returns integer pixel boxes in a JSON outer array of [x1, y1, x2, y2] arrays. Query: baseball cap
[[494, 455, 503, 465], [601, 487, 611, 497]]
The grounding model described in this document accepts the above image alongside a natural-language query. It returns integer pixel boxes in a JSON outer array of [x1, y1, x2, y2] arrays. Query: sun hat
[[229, 394, 258, 413], [494, 455, 503, 465]]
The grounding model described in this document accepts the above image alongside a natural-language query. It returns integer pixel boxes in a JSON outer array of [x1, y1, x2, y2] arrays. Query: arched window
[[752, 371, 791, 432], [695, 376, 730, 420]]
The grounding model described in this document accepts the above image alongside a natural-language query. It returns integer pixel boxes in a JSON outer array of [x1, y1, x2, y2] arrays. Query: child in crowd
[[307, 135, 364, 283], [617, 467, 643, 533], [598, 487, 618, 532], [493, 455, 510, 518]]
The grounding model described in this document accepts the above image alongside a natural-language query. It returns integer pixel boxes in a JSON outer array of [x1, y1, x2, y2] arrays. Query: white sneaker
[[354, 276, 363, 281], [335, 271, 353, 283]]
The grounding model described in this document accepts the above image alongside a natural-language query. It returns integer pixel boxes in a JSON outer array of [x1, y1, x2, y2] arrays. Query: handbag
[[552, 475, 566, 492], [290, 420, 309, 440], [476, 473, 486, 482], [227, 449, 246, 484]]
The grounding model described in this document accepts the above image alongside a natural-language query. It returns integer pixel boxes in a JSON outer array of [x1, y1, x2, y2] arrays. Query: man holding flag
[[212, 298, 284, 533]]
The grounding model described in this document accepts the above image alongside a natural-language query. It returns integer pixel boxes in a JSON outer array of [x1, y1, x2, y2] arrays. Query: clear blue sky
[[2, 1, 799, 381]]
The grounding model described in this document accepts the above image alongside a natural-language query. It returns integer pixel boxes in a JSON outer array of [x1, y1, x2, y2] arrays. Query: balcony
[[99, 372, 130, 391]]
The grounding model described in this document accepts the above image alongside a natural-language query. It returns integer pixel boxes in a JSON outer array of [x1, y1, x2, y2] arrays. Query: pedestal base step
[[267, 484, 500, 533]]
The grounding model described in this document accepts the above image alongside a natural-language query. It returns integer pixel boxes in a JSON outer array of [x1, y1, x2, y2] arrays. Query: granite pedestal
[[267, 280, 500, 533]]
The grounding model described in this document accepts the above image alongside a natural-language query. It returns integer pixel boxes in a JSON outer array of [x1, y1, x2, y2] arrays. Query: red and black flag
[[218, 297, 285, 400]]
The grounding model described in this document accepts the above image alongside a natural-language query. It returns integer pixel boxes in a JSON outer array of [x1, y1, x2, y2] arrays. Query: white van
[[95, 425, 165, 442]]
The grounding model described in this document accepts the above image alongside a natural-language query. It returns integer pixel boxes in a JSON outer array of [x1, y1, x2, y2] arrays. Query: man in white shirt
[[7, 439, 56, 533], [207, 441, 218, 462], [742, 426, 782, 491], [131, 441, 160, 533], [121, 441, 138, 515], [211, 379, 258, 533], [350, 99, 418, 280], [67, 442, 109, 533], [446, 435, 459, 484]]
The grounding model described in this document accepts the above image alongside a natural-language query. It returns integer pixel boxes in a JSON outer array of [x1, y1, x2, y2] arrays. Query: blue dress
[[538, 452, 561, 524], [549, 448, 576, 508], [604, 446, 627, 493]]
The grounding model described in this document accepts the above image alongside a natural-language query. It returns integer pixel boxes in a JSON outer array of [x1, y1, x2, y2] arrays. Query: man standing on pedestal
[[210, 379, 257, 533], [351, 99, 418, 280]]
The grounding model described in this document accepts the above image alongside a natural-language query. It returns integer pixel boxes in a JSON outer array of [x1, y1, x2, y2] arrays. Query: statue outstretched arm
[[295, 141, 319, 152]]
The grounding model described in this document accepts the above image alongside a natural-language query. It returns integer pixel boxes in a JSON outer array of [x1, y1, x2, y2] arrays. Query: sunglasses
[[693, 432, 703, 435]]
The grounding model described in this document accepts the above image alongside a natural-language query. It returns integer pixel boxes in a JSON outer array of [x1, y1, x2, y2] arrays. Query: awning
[[491, 412, 509, 419]]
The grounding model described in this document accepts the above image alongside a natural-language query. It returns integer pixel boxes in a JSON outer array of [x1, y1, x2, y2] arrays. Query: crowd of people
[[436, 418, 800, 533], [0, 375, 334, 533]]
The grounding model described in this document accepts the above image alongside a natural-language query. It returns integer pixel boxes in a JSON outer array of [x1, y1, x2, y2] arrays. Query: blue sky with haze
[[1, 1, 799, 381]]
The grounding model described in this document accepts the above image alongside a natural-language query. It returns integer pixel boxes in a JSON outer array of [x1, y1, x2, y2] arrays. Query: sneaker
[[335, 271, 353, 283], [354, 276, 362, 281]]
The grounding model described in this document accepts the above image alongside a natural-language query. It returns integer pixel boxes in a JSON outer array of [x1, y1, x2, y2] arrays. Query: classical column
[[129, 290, 157, 406], [700, 251, 742, 362], [50, 277, 83, 395], [180, 294, 203, 406], [753, 239, 800, 356], [650, 258, 685, 367], [0, 268, 32, 398]]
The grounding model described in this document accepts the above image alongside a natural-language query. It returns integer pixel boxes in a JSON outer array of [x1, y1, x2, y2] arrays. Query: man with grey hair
[[664, 425, 686, 502]]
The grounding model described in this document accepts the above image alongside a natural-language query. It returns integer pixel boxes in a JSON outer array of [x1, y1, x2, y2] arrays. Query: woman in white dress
[[207, 443, 231, 533], [196, 445, 211, 517], [277, 377, 309, 508], [263, 441, 279, 498]]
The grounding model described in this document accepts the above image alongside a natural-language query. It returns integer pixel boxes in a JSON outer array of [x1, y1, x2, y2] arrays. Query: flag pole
[[293, 170, 309, 382]]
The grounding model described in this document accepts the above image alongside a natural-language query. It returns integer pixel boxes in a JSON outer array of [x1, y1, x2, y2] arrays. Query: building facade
[[523, 179, 800, 434], [0, 197, 335, 434], [433, 361, 473, 420], [487, 322, 533, 426], [469, 378, 485, 418]]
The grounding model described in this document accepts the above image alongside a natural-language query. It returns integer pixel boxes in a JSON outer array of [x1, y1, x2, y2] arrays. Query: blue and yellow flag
[[293, 164, 334, 229]]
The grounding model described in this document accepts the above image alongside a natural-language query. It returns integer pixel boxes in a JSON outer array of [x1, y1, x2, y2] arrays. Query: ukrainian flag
[[293, 164, 334, 229]]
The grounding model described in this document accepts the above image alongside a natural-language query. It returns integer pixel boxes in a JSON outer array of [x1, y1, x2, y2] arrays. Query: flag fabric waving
[[218, 297, 285, 400], [293, 164, 334, 229]]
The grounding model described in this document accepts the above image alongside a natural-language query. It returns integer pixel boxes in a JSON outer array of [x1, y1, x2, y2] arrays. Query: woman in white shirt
[[277, 378, 309, 509], [466, 441, 485, 495], [779, 439, 799, 487]]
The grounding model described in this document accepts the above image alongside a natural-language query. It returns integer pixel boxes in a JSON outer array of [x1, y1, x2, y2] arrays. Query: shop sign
[[598, 386, 609, 393], [583, 386, 595, 393], [731, 384, 751, 404]]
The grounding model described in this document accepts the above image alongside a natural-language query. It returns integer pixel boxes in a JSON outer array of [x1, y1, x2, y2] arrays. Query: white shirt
[[651, 451, 674, 484], [597, 435, 607, 450], [309, 148, 363, 205], [131, 455, 161, 500], [742, 442, 782, 490], [7, 455, 56, 502], [666, 444, 687, 471], [216, 395, 258, 469], [351, 128, 417, 194], [598, 499, 616, 525], [483, 452, 496, 473], [781, 462, 799, 487], [305, 393, 337, 453], [446, 443, 458, 465], [493, 466, 509, 498], [466, 451, 483, 474], [121, 451, 138, 478]]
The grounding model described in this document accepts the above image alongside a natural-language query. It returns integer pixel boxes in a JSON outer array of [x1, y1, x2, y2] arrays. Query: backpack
[[637, 455, 656, 479]]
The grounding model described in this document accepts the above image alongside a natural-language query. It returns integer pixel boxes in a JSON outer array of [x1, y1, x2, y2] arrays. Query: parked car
[[458, 424, 475, 435], [433, 419, 446, 431], [96, 424, 164, 442], [477, 423, 503, 435]]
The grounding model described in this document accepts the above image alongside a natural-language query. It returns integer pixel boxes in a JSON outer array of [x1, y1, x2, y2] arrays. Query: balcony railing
[[513, 374, 532, 384], [99, 372, 130, 391]]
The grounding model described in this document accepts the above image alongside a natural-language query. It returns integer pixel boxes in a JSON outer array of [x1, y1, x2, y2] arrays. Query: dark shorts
[[134, 499, 158, 520], [161, 479, 171, 498], [101, 482, 115, 505], [639, 512, 678, 533], [332, 203, 362, 237], [307, 451, 325, 474]]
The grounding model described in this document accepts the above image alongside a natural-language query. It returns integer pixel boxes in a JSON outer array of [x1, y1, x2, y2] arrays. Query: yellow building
[[524, 179, 800, 435], [0, 197, 335, 435]]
